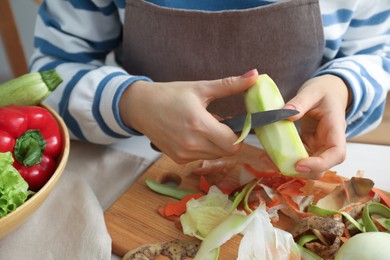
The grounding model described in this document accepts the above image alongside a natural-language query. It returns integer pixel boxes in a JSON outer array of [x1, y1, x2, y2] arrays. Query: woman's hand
[[285, 74, 352, 179], [119, 69, 259, 164]]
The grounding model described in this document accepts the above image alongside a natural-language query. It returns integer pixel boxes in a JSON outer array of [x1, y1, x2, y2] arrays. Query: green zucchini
[[0, 69, 62, 107], [245, 74, 308, 176]]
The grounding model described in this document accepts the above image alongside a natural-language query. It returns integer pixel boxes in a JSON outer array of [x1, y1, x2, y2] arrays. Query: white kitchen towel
[[0, 140, 153, 260]]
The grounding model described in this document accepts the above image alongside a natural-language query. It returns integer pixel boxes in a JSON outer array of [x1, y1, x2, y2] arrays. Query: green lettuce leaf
[[0, 152, 30, 217], [180, 186, 237, 239]]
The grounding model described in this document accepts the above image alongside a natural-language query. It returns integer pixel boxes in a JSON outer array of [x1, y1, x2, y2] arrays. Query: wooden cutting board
[[104, 144, 276, 258], [104, 144, 390, 258]]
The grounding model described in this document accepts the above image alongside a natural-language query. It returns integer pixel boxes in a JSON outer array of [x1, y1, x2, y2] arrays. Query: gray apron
[[122, 0, 324, 118]]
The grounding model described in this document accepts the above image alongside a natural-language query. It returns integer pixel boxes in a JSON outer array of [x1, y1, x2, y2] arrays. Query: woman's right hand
[[119, 69, 259, 164]]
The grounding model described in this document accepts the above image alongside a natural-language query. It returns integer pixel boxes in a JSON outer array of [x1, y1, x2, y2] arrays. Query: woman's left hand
[[284, 74, 352, 179]]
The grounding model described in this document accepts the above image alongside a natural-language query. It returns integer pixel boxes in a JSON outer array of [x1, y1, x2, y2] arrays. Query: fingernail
[[296, 165, 311, 173], [241, 69, 258, 78], [284, 104, 297, 110]]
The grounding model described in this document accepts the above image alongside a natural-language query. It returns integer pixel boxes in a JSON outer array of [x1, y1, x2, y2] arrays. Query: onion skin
[[335, 232, 390, 260]]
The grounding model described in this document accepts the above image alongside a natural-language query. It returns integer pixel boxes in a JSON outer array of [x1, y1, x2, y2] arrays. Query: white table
[[331, 142, 390, 191]]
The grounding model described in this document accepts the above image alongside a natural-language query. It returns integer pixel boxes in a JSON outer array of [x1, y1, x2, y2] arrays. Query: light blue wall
[[0, 0, 39, 82]]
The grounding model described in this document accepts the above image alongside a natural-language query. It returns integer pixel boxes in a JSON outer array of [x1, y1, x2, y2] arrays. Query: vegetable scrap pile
[[0, 70, 63, 218], [144, 153, 390, 260]]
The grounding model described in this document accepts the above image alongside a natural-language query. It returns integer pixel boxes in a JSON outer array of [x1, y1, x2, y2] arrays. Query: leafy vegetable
[[180, 186, 235, 240], [0, 152, 31, 217], [244, 74, 308, 176]]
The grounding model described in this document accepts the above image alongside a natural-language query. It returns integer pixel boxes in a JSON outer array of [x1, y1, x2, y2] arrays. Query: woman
[[31, 0, 390, 178]]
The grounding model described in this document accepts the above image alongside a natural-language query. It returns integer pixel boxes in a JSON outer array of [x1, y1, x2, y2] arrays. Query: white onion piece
[[335, 232, 390, 260]]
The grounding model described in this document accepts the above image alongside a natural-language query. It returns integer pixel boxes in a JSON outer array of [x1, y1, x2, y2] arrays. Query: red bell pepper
[[0, 105, 62, 191], [13, 155, 57, 192], [0, 130, 15, 152]]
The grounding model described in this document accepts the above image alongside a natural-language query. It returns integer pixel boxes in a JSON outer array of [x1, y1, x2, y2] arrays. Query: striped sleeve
[[30, 0, 150, 144], [317, 0, 390, 138]]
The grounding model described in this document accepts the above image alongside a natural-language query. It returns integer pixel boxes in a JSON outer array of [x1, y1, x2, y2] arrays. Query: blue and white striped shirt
[[31, 0, 390, 144]]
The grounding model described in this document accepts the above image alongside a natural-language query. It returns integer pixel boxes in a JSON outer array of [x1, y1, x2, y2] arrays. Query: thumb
[[204, 69, 259, 99]]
